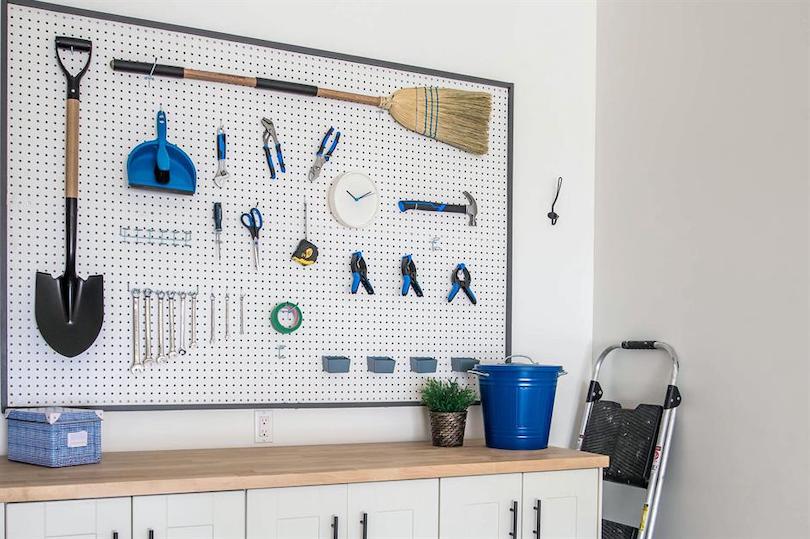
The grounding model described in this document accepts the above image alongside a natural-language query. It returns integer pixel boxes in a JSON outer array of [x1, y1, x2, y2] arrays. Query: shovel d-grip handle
[[55, 36, 91, 200]]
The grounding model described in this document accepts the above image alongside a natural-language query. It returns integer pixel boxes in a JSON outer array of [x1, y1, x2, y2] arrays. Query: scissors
[[240, 206, 263, 269]]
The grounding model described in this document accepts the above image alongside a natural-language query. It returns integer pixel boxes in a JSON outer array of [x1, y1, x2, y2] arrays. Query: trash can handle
[[468, 369, 489, 377], [504, 354, 535, 364]]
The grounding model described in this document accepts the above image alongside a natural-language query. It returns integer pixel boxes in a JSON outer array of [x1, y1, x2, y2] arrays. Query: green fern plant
[[421, 378, 477, 413]]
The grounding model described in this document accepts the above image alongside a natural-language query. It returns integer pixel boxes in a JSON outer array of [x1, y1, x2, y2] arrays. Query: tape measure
[[270, 301, 302, 334]]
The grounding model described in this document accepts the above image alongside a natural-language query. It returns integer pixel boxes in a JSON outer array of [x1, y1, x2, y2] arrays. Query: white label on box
[[67, 430, 88, 448]]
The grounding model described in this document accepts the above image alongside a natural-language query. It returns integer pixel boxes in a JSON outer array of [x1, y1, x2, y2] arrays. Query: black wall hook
[[548, 177, 563, 225]]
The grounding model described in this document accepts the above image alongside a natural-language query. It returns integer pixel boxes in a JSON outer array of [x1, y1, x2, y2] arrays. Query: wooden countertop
[[0, 440, 608, 503]]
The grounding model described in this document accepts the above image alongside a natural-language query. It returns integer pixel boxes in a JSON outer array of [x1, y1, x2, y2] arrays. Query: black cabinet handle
[[534, 499, 542, 536], [148, 529, 154, 539], [509, 500, 518, 537], [332, 515, 339, 539], [112, 533, 118, 539], [360, 512, 368, 539]]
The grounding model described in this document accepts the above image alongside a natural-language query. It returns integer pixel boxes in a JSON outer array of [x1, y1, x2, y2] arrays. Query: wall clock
[[327, 171, 380, 228]]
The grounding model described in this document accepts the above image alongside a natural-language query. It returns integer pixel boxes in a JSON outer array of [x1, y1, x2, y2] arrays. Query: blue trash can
[[472, 356, 566, 450]]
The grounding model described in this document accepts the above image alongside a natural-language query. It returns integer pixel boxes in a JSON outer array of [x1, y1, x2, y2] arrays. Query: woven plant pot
[[429, 411, 468, 447]]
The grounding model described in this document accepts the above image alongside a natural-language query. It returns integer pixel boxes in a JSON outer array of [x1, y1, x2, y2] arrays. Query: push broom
[[110, 59, 492, 155]]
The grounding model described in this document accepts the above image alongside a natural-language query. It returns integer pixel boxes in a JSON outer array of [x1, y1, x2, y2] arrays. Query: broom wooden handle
[[111, 59, 383, 107]]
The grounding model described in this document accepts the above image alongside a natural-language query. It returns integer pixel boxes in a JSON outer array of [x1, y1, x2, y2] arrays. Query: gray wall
[[594, 1, 809, 538]]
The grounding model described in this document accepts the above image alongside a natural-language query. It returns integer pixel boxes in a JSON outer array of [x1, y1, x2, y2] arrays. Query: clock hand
[[356, 191, 373, 201], [346, 190, 360, 201]]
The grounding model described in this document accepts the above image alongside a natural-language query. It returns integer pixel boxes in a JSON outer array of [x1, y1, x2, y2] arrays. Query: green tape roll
[[270, 301, 302, 334]]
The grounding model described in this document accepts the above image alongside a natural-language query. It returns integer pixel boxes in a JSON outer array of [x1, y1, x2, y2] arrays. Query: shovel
[[35, 36, 104, 357]]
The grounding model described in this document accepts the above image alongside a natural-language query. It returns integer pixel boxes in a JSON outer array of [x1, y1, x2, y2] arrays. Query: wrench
[[130, 289, 144, 374], [142, 289, 155, 367], [178, 292, 187, 355], [225, 291, 231, 340], [239, 292, 245, 335], [209, 292, 217, 344], [189, 291, 198, 350], [155, 291, 168, 363], [167, 292, 179, 359]]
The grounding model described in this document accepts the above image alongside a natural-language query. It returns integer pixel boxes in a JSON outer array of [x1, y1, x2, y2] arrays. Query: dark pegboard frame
[[0, 0, 513, 411]]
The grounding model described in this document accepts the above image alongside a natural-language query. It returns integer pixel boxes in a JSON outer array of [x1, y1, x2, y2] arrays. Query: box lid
[[4, 407, 103, 425]]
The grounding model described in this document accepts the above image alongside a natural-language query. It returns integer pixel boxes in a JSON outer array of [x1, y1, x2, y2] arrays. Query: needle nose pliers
[[401, 254, 423, 297], [350, 251, 374, 295], [448, 263, 477, 304]]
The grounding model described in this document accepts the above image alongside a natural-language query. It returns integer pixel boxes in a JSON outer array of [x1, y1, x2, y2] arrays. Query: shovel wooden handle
[[65, 99, 79, 198]]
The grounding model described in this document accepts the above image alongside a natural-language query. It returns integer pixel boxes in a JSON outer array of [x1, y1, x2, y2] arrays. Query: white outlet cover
[[254, 410, 273, 443]]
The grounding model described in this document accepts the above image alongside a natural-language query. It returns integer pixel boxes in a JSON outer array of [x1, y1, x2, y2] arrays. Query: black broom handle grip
[[110, 59, 318, 96]]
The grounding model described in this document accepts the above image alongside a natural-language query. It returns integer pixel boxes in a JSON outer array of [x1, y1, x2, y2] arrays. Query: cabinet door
[[347, 479, 438, 539], [1, 503, 5, 539], [133, 491, 245, 539], [6, 497, 131, 539], [521, 469, 600, 539], [439, 474, 522, 539], [247, 484, 347, 539]]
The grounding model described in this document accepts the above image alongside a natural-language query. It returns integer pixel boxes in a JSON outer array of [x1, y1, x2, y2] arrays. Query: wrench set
[[129, 287, 200, 374], [131, 287, 246, 374]]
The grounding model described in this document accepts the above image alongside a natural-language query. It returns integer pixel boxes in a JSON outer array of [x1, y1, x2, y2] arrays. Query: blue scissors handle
[[240, 207, 263, 239]]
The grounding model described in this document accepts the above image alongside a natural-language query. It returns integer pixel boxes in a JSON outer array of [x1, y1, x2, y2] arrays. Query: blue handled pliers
[[308, 127, 341, 181], [261, 117, 285, 180], [350, 251, 374, 295], [401, 254, 423, 297], [448, 263, 477, 304]]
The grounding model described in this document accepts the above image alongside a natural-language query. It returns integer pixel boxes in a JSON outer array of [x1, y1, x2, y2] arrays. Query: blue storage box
[[5, 407, 103, 467], [410, 357, 438, 373], [367, 356, 396, 373], [451, 357, 480, 372], [322, 356, 351, 373]]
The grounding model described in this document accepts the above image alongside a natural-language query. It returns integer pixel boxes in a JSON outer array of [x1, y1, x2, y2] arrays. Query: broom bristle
[[384, 87, 492, 155]]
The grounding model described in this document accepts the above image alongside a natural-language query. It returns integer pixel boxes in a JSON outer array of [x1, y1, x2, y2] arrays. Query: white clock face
[[328, 171, 380, 228]]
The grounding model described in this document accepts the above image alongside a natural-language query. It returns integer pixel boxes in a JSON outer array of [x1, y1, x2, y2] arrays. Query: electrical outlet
[[254, 410, 273, 443]]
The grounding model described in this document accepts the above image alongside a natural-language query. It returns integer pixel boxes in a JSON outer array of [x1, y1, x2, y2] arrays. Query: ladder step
[[603, 519, 639, 539]]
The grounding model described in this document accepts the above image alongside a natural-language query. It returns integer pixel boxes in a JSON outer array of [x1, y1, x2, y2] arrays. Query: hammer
[[398, 191, 478, 226]]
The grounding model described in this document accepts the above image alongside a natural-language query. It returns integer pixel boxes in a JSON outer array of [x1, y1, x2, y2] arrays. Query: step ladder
[[576, 341, 681, 539]]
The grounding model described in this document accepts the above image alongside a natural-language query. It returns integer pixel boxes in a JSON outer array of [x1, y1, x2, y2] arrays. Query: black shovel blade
[[35, 271, 103, 357]]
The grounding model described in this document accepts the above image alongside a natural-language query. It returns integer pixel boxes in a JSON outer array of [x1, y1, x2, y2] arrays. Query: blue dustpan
[[127, 110, 196, 194]]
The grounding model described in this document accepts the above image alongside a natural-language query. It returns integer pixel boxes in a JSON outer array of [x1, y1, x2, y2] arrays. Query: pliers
[[308, 127, 340, 181], [448, 263, 477, 304], [350, 251, 374, 295], [401, 254, 423, 297], [261, 117, 285, 180]]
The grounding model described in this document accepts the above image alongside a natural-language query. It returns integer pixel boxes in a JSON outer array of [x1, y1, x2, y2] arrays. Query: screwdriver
[[213, 202, 223, 259]]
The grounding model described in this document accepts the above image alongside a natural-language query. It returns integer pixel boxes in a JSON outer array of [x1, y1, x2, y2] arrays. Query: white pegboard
[[3, 2, 510, 408]]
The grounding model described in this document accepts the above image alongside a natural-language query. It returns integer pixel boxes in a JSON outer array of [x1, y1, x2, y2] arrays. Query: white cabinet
[[132, 491, 245, 539], [5, 497, 130, 539], [247, 484, 347, 539], [521, 469, 600, 539], [347, 479, 438, 539], [439, 474, 522, 539], [1, 503, 5, 539]]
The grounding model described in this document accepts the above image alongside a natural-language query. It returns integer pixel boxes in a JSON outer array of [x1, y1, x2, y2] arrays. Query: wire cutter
[[308, 127, 340, 181], [261, 117, 285, 180], [448, 263, 477, 304], [240, 206, 263, 270], [350, 251, 375, 295], [401, 254, 423, 297]]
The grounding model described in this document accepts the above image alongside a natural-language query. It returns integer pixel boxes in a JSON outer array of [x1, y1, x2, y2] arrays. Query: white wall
[[0, 1, 595, 452], [594, 2, 809, 538]]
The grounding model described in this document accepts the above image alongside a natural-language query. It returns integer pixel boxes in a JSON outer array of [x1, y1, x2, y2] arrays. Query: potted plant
[[421, 378, 477, 447]]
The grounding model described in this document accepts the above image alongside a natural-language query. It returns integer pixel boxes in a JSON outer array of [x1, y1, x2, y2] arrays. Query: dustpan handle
[[155, 110, 171, 175]]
